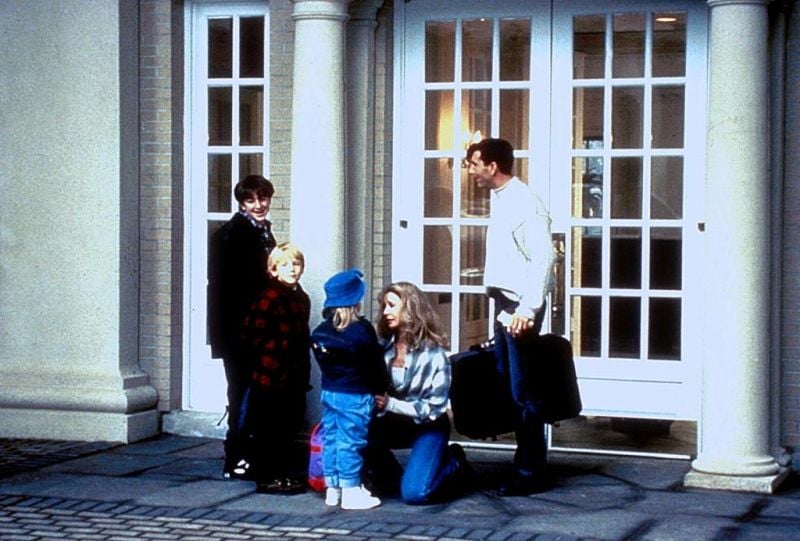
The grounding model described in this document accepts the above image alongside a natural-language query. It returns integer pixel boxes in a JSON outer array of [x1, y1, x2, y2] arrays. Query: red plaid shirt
[[241, 278, 311, 391]]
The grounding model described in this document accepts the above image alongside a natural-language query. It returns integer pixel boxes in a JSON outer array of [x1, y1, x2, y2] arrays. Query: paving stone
[[0, 474, 177, 502]]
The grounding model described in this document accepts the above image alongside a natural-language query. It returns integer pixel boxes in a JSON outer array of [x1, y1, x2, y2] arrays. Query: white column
[[684, 0, 786, 493], [346, 0, 382, 311], [0, 0, 158, 442], [290, 0, 349, 313]]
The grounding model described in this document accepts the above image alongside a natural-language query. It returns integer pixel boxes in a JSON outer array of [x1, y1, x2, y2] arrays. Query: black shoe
[[497, 472, 550, 497], [256, 477, 306, 495], [449, 443, 476, 488]]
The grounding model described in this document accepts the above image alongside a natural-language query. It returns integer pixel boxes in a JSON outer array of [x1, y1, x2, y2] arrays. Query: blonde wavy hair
[[377, 281, 448, 350], [331, 305, 361, 331]]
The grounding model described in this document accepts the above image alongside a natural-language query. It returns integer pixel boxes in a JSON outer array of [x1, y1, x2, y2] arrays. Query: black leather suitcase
[[449, 334, 582, 440]]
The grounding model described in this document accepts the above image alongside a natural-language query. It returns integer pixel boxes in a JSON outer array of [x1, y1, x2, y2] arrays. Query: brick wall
[[139, 0, 184, 412], [782, 5, 800, 447], [370, 1, 394, 321]]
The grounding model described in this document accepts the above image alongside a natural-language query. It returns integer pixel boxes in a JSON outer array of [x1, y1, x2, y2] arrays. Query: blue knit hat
[[323, 269, 366, 309]]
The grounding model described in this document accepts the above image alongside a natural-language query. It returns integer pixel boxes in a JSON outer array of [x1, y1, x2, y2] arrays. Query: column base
[[0, 408, 159, 443], [684, 467, 790, 494]]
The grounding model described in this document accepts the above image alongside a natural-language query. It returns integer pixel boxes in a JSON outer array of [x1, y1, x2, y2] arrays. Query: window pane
[[209, 18, 232, 78], [573, 15, 605, 79], [209, 87, 232, 145], [610, 227, 641, 289], [610, 296, 640, 358], [500, 18, 530, 81], [426, 291, 452, 347], [208, 154, 232, 212], [460, 293, 489, 352], [425, 90, 455, 150], [649, 297, 681, 360], [653, 12, 686, 77], [612, 86, 643, 149], [612, 13, 644, 78], [573, 87, 604, 148], [573, 155, 604, 219], [239, 154, 263, 178], [424, 158, 452, 218], [240, 16, 264, 78], [571, 227, 602, 288], [460, 225, 486, 286], [651, 156, 683, 219], [460, 166, 490, 218], [426, 21, 455, 83], [610, 157, 642, 219], [239, 86, 264, 146], [650, 228, 682, 290], [652, 86, 685, 149], [512, 157, 528, 182], [463, 18, 493, 82], [423, 225, 452, 285], [571, 295, 601, 357], [499, 89, 529, 150], [462, 89, 492, 148]]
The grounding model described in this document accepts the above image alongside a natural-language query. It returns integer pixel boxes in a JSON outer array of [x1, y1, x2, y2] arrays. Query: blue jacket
[[311, 317, 388, 395]]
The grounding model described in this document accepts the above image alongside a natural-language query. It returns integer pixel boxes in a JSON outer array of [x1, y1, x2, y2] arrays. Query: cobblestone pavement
[[1, 434, 800, 540]]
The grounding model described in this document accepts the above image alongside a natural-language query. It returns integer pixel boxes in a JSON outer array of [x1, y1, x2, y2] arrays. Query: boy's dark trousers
[[223, 354, 251, 469]]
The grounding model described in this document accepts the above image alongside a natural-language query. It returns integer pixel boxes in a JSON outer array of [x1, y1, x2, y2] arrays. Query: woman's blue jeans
[[363, 413, 459, 505], [320, 390, 374, 489]]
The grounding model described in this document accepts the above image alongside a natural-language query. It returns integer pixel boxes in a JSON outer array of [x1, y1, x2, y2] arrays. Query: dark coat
[[311, 317, 388, 395], [207, 212, 276, 359], [241, 277, 311, 392]]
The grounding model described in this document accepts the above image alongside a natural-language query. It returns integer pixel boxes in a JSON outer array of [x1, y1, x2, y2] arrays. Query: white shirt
[[484, 177, 554, 319]]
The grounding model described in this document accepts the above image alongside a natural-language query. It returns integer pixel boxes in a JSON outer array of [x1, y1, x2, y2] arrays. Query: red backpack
[[307, 423, 325, 492]]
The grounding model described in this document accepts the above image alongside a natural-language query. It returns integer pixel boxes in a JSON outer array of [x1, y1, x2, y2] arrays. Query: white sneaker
[[325, 487, 341, 506], [341, 485, 381, 510]]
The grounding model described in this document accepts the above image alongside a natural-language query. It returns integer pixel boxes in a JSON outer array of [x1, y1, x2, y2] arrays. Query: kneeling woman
[[364, 281, 473, 505]]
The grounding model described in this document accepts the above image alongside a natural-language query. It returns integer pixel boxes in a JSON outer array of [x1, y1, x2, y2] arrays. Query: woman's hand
[[374, 393, 389, 410]]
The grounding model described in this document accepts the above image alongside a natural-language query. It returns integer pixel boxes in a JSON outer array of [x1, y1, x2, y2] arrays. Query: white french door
[[185, 2, 270, 412], [394, 0, 707, 435]]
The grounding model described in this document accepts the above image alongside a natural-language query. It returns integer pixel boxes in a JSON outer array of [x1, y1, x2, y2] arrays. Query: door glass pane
[[653, 12, 686, 77], [209, 87, 232, 145], [571, 227, 602, 288], [426, 90, 455, 150], [462, 89, 492, 146], [460, 225, 486, 285], [650, 228, 682, 290], [426, 292, 452, 346], [460, 293, 489, 352], [571, 295, 601, 357], [500, 18, 530, 81], [612, 86, 643, 148], [240, 16, 264, 78], [573, 88, 604, 148], [426, 21, 455, 83], [572, 155, 604, 218], [651, 156, 683, 219], [610, 157, 642, 219], [573, 15, 605, 79], [208, 18, 232, 78], [423, 225, 452, 285], [424, 158, 453, 218], [652, 86, 685, 148], [649, 298, 681, 360], [239, 153, 263, 177], [612, 13, 644, 78], [610, 296, 640, 358], [610, 227, 641, 288], [463, 19, 492, 82], [499, 89, 529, 150], [208, 154, 232, 212], [460, 166, 490, 218], [239, 86, 264, 145], [513, 158, 529, 183]]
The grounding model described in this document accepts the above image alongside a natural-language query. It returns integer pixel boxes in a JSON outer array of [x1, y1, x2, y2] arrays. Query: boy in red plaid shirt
[[240, 242, 311, 494]]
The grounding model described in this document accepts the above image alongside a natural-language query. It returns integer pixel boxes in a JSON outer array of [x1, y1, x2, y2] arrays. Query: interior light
[[655, 16, 677, 23]]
